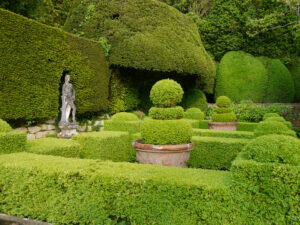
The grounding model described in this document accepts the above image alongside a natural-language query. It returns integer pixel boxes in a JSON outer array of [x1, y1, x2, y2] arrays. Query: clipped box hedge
[[104, 120, 141, 134], [189, 137, 249, 170], [184, 119, 200, 128], [0, 131, 27, 154], [231, 152, 300, 224], [0, 153, 235, 225], [27, 138, 81, 158], [199, 120, 210, 129], [73, 131, 135, 162], [236, 122, 258, 132], [193, 129, 254, 139]]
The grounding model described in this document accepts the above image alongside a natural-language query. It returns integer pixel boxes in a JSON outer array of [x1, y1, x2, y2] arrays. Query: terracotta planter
[[208, 121, 238, 131], [132, 140, 194, 168]]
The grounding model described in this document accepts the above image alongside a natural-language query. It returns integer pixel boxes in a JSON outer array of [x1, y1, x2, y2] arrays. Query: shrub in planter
[[209, 96, 237, 130], [184, 108, 205, 120], [254, 121, 296, 138], [134, 79, 193, 167]]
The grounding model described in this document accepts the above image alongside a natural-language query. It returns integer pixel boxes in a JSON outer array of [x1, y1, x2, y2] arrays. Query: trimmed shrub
[[131, 132, 141, 141], [182, 89, 208, 112], [64, 0, 216, 93], [231, 152, 299, 224], [0, 119, 12, 132], [215, 107, 232, 114], [183, 119, 200, 129], [211, 113, 237, 122], [0, 131, 27, 154], [259, 57, 295, 103], [26, 138, 81, 158], [0, 9, 110, 121], [183, 108, 205, 120], [104, 120, 141, 134], [189, 136, 248, 170], [199, 120, 210, 129], [150, 79, 183, 108], [149, 106, 184, 120], [289, 57, 300, 102], [0, 152, 234, 225], [141, 119, 193, 145], [211, 96, 237, 122], [72, 131, 134, 162], [254, 121, 296, 138], [236, 122, 258, 132], [193, 129, 254, 139], [242, 135, 300, 165], [111, 112, 139, 121], [216, 96, 231, 108], [263, 113, 280, 120], [264, 117, 292, 129], [215, 51, 268, 102]]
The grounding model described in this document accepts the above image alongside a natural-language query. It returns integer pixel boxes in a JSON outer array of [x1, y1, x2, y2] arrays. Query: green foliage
[[184, 108, 205, 120], [259, 57, 295, 103], [72, 131, 135, 162], [141, 119, 192, 145], [199, 120, 210, 129], [0, 9, 110, 121], [64, 0, 216, 93], [215, 51, 268, 102], [108, 71, 140, 114], [264, 117, 292, 129], [289, 57, 300, 102], [182, 89, 208, 112], [183, 119, 200, 128], [189, 136, 248, 170], [0, 152, 234, 225], [216, 96, 231, 108], [242, 135, 300, 165], [231, 153, 299, 224], [149, 106, 184, 120], [236, 122, 258, 132], [193, 129, 254, 139], [263, 113, 280, 120], [0, 119, 12, 132], [0, 131, 27, 154], [215, 107, 232, 114], [199, 0, 299, 63], [98, 37, 111, 57], [211, 113, 237, 122], [254, 121, 296, 137], [104, 120, 141, 134], [27, 138, 81, 158], [111, 112, 139, 121], [150, 79, 184, 108]]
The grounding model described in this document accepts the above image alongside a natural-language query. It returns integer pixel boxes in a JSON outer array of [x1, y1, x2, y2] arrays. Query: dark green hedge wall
[[289, 57, 300, 102], [0, 9, 110, 121], [64, 0, 216, 93]]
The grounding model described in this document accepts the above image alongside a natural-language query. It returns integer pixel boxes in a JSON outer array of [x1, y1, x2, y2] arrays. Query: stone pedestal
[[58, 123, 79, 139]]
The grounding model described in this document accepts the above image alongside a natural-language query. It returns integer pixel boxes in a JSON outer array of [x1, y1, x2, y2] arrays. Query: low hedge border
[[0, 131, 27, 154], [0, 153, 234, 225], [199, 120, 258, 132], [104, 120, 141, 134], [189, 136, 249, 170], [72, 131, 135, 162], [193, 129, 254, 139], [26, 138, 81, 158], [183, 119, 200, 129]]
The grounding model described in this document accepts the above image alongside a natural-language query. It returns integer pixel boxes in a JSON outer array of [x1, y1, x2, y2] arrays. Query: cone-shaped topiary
[[211, 96, 237, 122], [142, 79, 192, 145]]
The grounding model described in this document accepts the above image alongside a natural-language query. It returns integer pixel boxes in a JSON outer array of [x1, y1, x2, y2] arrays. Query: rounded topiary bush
[[149, 106, 184, 120], [211, 96, 237, 122], [182, 89, 208, 112], [216, 96, 231, 108], [243, 135, 300, 165], [111, 112, 139, 121], [0, 119, 12, 132], [184, 108, 205, 120], [141, 119, 192, 145], [264, 117, 292, 129], [254, 121, 296, 138], [211, 113, 237, 122], [150, 79, 184, 108], [263, 113, 280, 120]]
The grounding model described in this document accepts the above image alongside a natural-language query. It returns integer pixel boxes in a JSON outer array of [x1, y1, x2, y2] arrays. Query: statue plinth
[[57, 122, 79, 139]]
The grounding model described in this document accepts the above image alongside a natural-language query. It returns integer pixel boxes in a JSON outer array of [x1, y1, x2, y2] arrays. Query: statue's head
[[65, 75, 70, 83]]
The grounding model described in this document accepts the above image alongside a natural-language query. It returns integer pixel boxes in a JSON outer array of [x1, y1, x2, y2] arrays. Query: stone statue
[[59, 75, 76, 125], [58, 74, 78, 138]]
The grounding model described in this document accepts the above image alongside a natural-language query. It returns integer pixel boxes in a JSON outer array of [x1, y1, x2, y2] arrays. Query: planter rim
[[132, 140, 194, 151], [208, 121, 238, 125]]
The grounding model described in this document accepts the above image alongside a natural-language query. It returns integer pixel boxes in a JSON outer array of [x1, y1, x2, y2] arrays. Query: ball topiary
[[149, 106, 184, 120], [264, 117, 292, 129], [182, 89, 208, 112], [0, 119, 12, 133], [254, 121, 296, 138], [263, 113, 280, 120], [183, 108, 205, 120], [216, 96, 231, 108], [242, 135, 300, 165], [111, 112, 139, 121], [150, 79, 184, 108]]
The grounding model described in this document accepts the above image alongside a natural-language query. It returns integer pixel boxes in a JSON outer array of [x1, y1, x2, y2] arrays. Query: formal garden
[[0, 0, 299, 224]]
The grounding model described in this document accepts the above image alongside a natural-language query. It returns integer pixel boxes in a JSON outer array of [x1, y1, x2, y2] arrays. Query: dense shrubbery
[[0, 119, 12, 132], [182, 89, 208, 112], [111, 112, 139, 121], [193, 129, 254, 139], [263, 113, 280, 120], [64, 0, 216, 93], [0, 9, 110, 121], [149, 106, 184, 120], [264, 117, 292, 129], [289, 57, 300, 102], [211, 96, 237, 122], [184, 108, 205, 120], [254, 121, 296, 137]]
